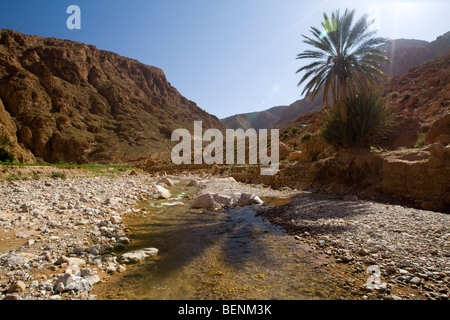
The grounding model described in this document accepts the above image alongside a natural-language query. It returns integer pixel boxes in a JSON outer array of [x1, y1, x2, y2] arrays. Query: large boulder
[[53, 272, 100, 293], [289, 151, 303, 161], [192, 193, 233, 209], [425, 113, 450, 145], [192, 192, 263, 209], [279, 142, 294, 160]]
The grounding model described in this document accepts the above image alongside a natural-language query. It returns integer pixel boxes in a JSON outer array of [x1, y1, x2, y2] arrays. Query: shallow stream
[[93, 180, 352, 300]]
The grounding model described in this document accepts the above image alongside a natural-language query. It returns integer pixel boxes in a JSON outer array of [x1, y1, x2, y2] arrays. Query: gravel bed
[[257, 192, 450, 300], [0, 173, 166, 300]]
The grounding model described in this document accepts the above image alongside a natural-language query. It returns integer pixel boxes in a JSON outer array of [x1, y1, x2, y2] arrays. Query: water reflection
[[93, 182, 352, 300]]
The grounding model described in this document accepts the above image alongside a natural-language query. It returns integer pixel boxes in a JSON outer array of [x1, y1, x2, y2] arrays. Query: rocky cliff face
[[0, 29, 223, 164], [381, 51, 450, 149]]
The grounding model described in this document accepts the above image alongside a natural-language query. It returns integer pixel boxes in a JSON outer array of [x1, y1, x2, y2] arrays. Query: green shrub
[[388, 92, 399, 99], [6, 173, 28, 181], [51, 172, 67, 179], [31, 172, 41, 180], [0, 148, 14, 163], [0, 136, 14, 163], [6, 174, 22, 181], [291, 127, 299, 134], [402, 92, 412, 102], [321, 93, 394, 148], [300, 132, 312, 143]]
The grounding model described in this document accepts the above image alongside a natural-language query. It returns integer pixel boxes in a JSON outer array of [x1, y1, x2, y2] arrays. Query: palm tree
[[296, 8, 389, 122]]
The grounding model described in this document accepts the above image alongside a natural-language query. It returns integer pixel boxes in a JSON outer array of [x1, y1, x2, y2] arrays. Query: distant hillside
[[221, 31, 450, 131], [380, 31, 450, 77], [221, 92, 323, 131], [279, 50, 450, 150], [0, 29, 224, 164]]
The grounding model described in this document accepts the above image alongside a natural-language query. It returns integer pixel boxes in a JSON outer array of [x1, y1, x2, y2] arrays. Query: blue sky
[[0, 0, 449, 119]]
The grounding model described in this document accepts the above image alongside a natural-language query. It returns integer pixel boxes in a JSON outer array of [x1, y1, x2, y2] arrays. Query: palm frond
[[296, 8, 390, 110]]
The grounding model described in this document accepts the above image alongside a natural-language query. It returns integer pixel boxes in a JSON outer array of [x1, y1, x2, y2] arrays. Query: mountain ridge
[[221, 31, 450, 131], [0, 29, 224, 164]]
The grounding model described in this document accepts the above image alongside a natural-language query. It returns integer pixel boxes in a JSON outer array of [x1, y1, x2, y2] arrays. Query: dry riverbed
[[0, 166, 448, 300], [257, 193, 450, 300]]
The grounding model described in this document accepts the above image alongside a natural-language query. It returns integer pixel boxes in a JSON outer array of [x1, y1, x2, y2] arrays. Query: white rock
[[110, 216, 122, 224], [152, 185, 171, 199], [24, 239, 35, 246], [66, 257, 86, 267], [238, 193, 264, 206], [192, 193, 264, 209], [410, 277, 422, 285], [367, 265, 381, 275], [120, 248, 159, 264], [54, 272, 76, 288], [3, 255, 30, 267], [192, 193, 233, 209], [104, 197, 122, 206]]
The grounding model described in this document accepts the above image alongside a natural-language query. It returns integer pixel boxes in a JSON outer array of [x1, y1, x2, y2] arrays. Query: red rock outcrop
[[0, 29, 223, 164], [227, 143, 450, 212], [381, 51, 450, 149]]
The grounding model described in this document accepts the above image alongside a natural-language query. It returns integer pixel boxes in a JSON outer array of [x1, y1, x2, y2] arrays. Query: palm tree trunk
[[338, 76, 348, 123]]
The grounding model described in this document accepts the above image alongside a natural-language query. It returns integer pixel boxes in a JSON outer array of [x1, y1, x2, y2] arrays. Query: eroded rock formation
[[0, 29, 223, 164]]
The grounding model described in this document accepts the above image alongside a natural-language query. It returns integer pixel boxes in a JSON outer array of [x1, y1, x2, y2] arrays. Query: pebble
[[7, 280, 26, 293]]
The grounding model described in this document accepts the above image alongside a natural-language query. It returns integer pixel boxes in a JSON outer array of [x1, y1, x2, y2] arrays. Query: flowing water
[[93, 181, 352, 300]]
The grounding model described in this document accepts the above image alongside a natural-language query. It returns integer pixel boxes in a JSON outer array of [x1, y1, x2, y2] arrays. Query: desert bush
[[0, 136, 14, 163], [402, 92, 412, 102], [300, 132, 312, 143], [51, 172, 67, 179], [6, 174, 23, 181], [0, 148, 14, 163], [321, 93, 394, 148], [388, 91, 399, 99]]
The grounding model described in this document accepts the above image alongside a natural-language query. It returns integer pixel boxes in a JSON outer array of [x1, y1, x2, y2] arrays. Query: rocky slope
[[222, 32, 450, 132], [380, 53, 450, 149], [279, 50, 450, 151], [0, 29, 223, 164]]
